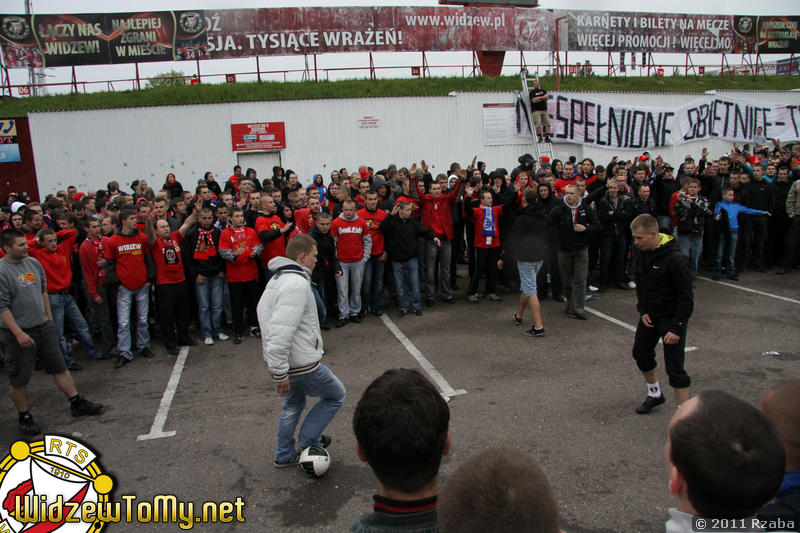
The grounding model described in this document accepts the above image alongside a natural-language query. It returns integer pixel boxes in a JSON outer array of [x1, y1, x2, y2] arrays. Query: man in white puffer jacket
[[258, 234, 347, 468]]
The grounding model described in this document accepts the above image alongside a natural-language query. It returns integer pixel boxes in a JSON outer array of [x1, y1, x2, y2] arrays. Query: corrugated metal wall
[[27, 90, 800, 195]]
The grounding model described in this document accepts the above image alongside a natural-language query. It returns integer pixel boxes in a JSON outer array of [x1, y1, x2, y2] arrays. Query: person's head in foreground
[[666, 390, 784, 519], [438, 446, 561, 533]]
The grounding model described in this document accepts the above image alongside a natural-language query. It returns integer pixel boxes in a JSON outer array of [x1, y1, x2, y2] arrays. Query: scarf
[[161, 234, 181, 270], [480, 206, 495, 236], [90, 237, 108, 282], [194, 227, 216, 259], [232, 226, 248, 253]]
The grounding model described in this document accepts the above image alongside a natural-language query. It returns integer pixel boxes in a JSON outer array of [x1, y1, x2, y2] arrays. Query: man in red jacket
[[28, 228, 103, 370], [105, 208, 153, 369], [331, 200, 372, 327], [79, 218, 116, 354], [256, 195, 294, 283], [219, 206, 263, 344], [418, 170, 467, 305], [357, 191, 388, 317], [145, 203, 200, 354]]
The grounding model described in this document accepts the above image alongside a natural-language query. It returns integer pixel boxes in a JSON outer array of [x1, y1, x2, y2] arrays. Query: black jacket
[[505, 202, 548, 262], [379, 214, 435, 263], [740, 179, 774, 212], [547, 198, 601, 252], [633, 234, 693, 334], [631, 196, 657, 216], [183, 226, 223, 278], [597, 194, 633, 237], [653, 174, 681, 217], [309, 224, 340, 283]]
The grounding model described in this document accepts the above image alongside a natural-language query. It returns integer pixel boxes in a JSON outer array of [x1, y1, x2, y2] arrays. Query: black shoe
[[349, 315, 362, 324], [114, 356, 130, 369], [776, 267, 786, 275], [636, 394, 666, 414], [320, 321, 331, 330], [525, 326, 545, 337], [273, 454, 300, 469], [71, 398, 103, 417], [512, 313, 523, 325], [178, 337, 198, 347], [19, 414, 40, 435], [615, 283, 632, 290], [139, 347, 154, 359], [372, 309, 383, 317], [712, 274, 720, 280], [566, 311, 588, 320], [414, 309, 423, 316], [167, 345, 179, 355], [67, 362, 82, 371], [598, 284, 607, 293], [91, 351, 112, 360], [425, 298, 434, 307], [726, 274, 739, 281], [757, 267, 767, 273], [399, 310, 408, 317], [233, 336, 243, 345], [544, 135, 552, 143], [554, 295, 567, 303], [335, 318, 349, 328], [442, 297, 455, 304], [319, 435, 332, 449], [357, 310, 367, 319]]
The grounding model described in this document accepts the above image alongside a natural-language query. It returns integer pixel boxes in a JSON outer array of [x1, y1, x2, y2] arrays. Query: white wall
[[27, 89, 800, 196]]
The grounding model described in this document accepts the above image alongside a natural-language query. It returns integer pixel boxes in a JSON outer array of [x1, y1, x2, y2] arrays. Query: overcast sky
[[7, 0, 797, 15]]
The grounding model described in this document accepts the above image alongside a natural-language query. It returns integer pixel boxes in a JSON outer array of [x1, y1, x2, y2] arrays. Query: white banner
[[546, 92, 678, 149], [542, 92, 800, 150], [677, 95, 800, 144]]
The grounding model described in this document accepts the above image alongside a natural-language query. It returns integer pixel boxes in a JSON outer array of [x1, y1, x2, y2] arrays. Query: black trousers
[[229, 280, 259, 336], [156, 282, 191, 349], [739, 215, 768, 269], [632, 316, 690, 389], [468, 247, 499, 295]]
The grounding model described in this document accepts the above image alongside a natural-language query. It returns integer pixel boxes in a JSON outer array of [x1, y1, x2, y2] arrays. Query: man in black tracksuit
[[630, 214, 694, 415]]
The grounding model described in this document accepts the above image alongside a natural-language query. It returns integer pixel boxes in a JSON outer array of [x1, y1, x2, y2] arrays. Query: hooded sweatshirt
[[547, 196, 601, 251], [633, 233, 693, 334]]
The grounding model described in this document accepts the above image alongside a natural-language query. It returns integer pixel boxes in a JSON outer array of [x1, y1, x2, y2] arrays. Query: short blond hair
[[630, 213, 659, 233], [286, 234, 316, 261]]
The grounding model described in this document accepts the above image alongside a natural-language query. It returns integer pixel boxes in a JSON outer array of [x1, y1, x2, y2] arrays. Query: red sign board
[[231, 122, 286, 152], [17, 86, 29, 96], [226, 74, 236, 83], [698, 66, 706, 75]]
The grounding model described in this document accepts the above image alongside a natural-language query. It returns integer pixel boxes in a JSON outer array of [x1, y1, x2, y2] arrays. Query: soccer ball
[[299, 445, 330, 477]]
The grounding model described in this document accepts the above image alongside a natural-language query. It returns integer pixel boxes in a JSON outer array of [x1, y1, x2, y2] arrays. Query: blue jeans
[[49, 293, 101, 364], [335, 261, 365, 319], [311, 282, 326, 325], [715, 229, 738, 277], [196, 275, 224, 338], [361, 255, 385, 313], [678, 234, 703, 279], [117, 284, 150, 359], [393, 258, 421, 312], [275, 364, 346, 462]]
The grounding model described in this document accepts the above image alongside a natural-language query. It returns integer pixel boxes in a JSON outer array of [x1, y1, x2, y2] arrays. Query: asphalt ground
[[1, 265, 799, 532]]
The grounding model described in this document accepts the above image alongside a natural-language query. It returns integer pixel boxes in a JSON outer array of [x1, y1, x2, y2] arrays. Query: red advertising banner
[[0, 8, 796, 68], [231, 122, 286, 152]]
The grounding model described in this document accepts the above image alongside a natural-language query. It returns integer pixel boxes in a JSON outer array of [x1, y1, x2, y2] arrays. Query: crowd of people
[[1, 139, 799, 530]]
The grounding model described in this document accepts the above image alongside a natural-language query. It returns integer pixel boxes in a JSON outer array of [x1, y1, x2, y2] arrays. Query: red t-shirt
[[151, 231, 185, 285], [331, 216, 369, 262], [255, 215, 286, 268], [470, 206, 503, 249], [106, 231, 150, 290], [219, 226, 260, 283], [357, 207, 387, 256], [28, 229, 76, 293]]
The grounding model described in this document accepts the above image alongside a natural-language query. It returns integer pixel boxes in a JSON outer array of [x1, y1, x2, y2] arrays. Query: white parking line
[[584, 306, 698, 352], [697, 277, 800, 306], [137, 346, 189, 441], [380, 315, 467, 398]]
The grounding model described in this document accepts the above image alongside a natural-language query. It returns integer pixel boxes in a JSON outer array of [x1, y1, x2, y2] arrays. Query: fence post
[[135, 62, 141, 90], [257, 56, 261, 83]]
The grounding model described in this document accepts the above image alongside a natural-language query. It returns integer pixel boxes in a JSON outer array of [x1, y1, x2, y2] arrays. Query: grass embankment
[[1, 74, 797, 117]]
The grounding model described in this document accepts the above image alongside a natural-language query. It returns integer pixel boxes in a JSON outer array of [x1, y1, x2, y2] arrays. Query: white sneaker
[[627, 281, 637, 289], [215, 333, 230, 341], [588, 284, 599, 292], [203, 337, 214, 346]]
